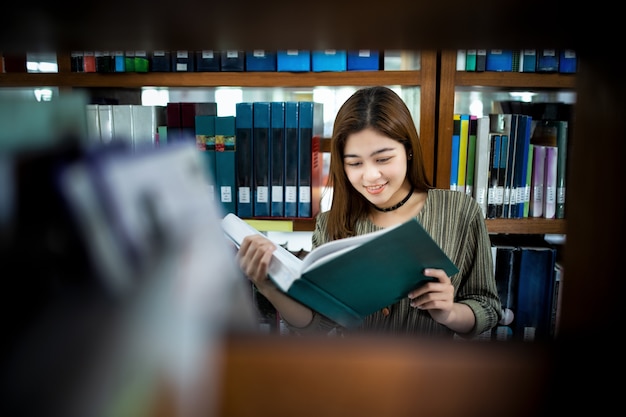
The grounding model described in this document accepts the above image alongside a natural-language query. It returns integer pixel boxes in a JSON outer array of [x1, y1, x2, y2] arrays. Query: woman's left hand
[[408, 268, 455, 325]]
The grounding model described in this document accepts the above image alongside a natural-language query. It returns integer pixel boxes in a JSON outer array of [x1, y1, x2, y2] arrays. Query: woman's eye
[[346, 161, 362, 167], [377, 157, 391, 163]]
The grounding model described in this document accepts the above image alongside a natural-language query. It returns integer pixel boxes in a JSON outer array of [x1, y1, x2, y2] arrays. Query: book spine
[[270, 102, 286, 217], [457, 114, 470, 194], [522, 144, 534, 218], [195, 114, 217, 204], [555, 121, 568, 219], [235, 102, 254, 218], [284, 102, 299, 217], [215, 116, 237, 214], [486, 134, 501, 219], [513, 115, 532, 218], [253, 102, 272, 218], [515, 246, 557, 341], [543, 145, 558, 219], [465, 115, 478, 197], [449, 114, 461, 191], [503, 114, 517, 219], [297, 101, 324, 218], [529, 145, 546, 218], [112, 104, 134, 147], [473, 116, 491, 218]]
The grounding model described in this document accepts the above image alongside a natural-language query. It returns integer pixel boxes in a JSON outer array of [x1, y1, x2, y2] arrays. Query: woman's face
[[342, 128, 411, 209]]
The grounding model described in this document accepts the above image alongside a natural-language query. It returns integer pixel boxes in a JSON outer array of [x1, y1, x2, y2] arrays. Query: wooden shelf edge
[[0, 70, 421, 88], [486, 218, 566, 235], [251, 217, 566, 234], [455, 71, 576, 89]]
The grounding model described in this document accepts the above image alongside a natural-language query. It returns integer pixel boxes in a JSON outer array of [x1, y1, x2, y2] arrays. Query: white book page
[[221, 213, 302, 290], [300, 222, 402, 273]]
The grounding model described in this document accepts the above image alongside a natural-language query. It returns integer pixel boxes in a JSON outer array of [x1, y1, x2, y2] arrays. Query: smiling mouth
[[365, 184, 386, 193]]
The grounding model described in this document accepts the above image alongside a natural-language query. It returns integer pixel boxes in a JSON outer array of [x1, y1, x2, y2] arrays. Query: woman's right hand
[[237, 234, 277, 291]]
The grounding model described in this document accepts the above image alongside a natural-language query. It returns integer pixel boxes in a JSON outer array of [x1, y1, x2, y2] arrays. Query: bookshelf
[[1, 3, 623, 416], [0, 50, 439, 232], [435, 49, 575, 235]]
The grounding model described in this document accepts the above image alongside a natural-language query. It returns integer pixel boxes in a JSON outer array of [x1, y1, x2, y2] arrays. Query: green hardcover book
[[222, 214, 459, 328]]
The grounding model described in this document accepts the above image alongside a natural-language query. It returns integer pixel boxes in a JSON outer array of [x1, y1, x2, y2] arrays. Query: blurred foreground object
[[1, 126, 256, 417]]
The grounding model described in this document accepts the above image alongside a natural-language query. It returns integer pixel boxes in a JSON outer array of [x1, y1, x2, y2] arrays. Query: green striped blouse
[[292, 188, 501, 339]]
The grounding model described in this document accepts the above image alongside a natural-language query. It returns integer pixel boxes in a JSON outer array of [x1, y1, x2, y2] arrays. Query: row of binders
[[70, 50, 382, 73], [456, 49, 577, 73], [450, 112, 568, 220], [83, 100, 325, 220], [192, 101, 325, 220]]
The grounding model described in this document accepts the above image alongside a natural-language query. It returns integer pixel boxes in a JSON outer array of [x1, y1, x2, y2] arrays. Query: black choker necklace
[[373, 188, 414, 212]]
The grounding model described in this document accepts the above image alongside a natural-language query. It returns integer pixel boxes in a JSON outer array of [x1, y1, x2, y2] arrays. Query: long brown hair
[[324, 86, 432, 240]]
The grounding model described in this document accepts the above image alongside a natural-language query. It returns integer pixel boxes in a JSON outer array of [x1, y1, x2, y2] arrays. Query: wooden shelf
[[0, 70, 421, 88], [485, 218, 566, 234], [454, 71, 576, 89], [254, 217, 566, 234]]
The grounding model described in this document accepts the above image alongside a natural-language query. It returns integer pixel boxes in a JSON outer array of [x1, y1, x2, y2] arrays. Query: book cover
[[555, 120, 568, 219], [486, 50, 513, 72], [270, 101, 286, 217], [529, 145, 546, 218], [171, 50, 195, 72], [492, 244, 519, 341], [347, 50, 379, 71], [515, 245, 557, 341], [95, 51, 114, 73], [449, 114, 461, 191], [473, 116, 491, 218], [253, 102, 272, 217], [222, 214, 459, 329], [113, 51, 126, 72], [112, 104, 134, 147], [312, 50, 347, 72], [502, 114, 518, 218], [124, 51, 135, 72], [245, 50, 277, 71], [522, 144, 534, 218], [284, 101, 299, 217], [195, 50, 221, 71], [70, 51, 84, 72], [521, 49, 537, 72], [475, 49, 487, 72], [512, 114, 532, 218], [83, 51, 96, 72], [98, 104, 114, 144], [456, 49, 466, 71], [486, 133, 501, 219], [465, 115, 478, 197], [132, 105, 166, 151], [235, 102, 254, 218], [457, 114, 470, 194], [215, 116, 237, 214], [297, 101, 324, 218], [134, 50, 149, 72], [195, 114, 217, 203], [277, 50, 311, 72], [85, 104, 101, 143], [220, 50, 245, 71], [559, 49, 577, 73], [465, 49, 477, 71], [166, 102, 182, 143], [543, 145, 558, 219], [536, 49, 559, 72], [150, 50, 171, 72]]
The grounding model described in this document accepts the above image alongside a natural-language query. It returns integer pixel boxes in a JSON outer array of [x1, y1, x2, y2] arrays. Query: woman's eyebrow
[[344, 147, 396, 159]]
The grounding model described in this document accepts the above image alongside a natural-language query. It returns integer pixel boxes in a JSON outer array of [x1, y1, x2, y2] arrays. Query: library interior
[[1, 1, 622, 416]]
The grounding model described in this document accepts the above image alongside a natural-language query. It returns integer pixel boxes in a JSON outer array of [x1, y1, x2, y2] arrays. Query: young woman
[[237, 86, 501, 338]]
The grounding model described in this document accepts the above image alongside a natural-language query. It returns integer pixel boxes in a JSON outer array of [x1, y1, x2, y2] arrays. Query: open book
[[221, 213, 459, 328]]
